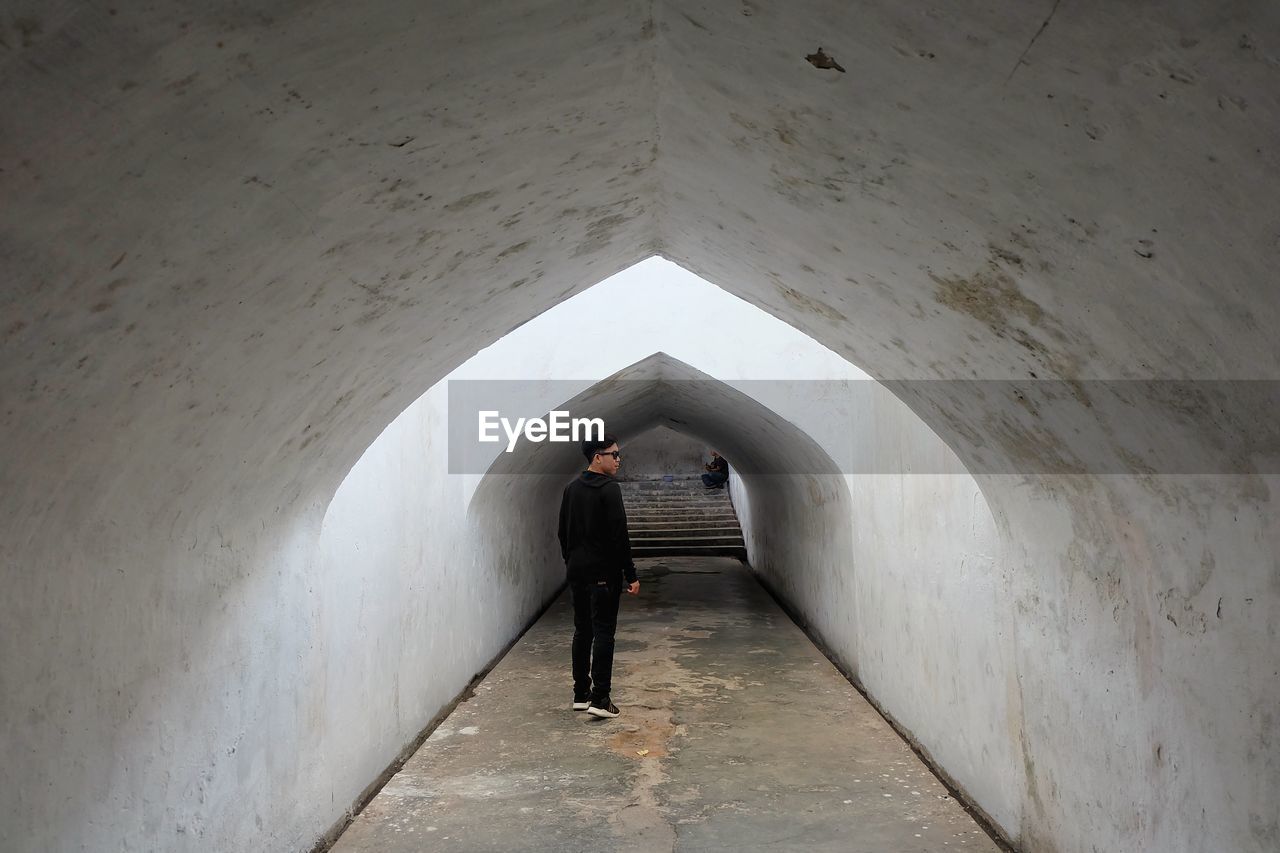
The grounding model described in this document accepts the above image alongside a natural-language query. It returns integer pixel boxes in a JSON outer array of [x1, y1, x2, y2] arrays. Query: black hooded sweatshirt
[[558, 470, 637, 587]]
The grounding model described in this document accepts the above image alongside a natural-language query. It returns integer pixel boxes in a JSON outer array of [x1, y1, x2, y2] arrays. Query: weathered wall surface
[[313, 382, 563, 840], [3, 1, 1279, 851], [1, 4, 661, 847], [840, 466, 1016, 827], [729, 382, 1018, 833], [992, 475, 1280, 852], [615, 425, 709, 480], [1, 498, 333, 852]]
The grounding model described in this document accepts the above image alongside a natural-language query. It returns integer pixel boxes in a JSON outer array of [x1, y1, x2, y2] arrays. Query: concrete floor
[[331, 558, 1003, 852]]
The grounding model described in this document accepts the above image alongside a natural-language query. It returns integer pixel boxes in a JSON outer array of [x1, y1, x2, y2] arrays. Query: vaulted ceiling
[[2, 0, 1277, 528]]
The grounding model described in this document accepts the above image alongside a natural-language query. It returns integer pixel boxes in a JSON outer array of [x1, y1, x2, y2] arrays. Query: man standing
[[702, 450, 729, 489], [557, 433, 640, 719]]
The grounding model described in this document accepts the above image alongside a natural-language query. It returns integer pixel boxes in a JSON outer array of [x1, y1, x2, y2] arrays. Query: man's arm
[[606, 483, 637, 586], [557, 485, 570, 563]]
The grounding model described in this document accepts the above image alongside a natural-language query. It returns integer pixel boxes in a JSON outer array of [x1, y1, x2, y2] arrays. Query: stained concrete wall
[[7, 253, 1276, 853], [312, 380, 563, 836], [993, 475, 1280, 852], [4, 2, 1279, 851], [730, 390, 1018, 832]]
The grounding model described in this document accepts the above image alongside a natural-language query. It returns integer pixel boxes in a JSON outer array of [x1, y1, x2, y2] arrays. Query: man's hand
[[627, 581, 640, 595]]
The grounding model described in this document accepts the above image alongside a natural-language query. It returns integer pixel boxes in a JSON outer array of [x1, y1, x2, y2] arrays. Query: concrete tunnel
[[467, 350, 859, 595], [1, 1, 1278, 852]]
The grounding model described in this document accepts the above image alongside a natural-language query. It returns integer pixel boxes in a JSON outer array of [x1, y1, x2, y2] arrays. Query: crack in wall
[[1007, 0, 1064, 82]]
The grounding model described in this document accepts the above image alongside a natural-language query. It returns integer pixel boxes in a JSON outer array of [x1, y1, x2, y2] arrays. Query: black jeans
[[570, 579, 622, 705]]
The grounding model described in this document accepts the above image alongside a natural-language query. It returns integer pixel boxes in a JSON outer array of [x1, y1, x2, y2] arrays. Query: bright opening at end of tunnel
[[457, 256, 871, 383], [325, 253, 918, 506]]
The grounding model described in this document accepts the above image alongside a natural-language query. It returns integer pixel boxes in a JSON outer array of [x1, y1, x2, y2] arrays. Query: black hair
[[582, 432, 619, 462]]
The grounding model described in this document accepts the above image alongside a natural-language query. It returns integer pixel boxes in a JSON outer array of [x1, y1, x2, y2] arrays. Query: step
[[623, 495, 731, 503], [620, 483, 727, 490], [623, 489, 730, 495], [625, 502, 734, 510], [620, 486, 729, 493], [632, 545, 747, 558], [620, 479, 742, 560], [625, 508, 738, 516], [624, 502, 737, 507], [628, 519, 739, 529], [627, 516, 739, 526], [628, 517, 742, 526], [619, 489, 732, 494], [631, 531, 745, 541], [631, 536, 746, 548], [624, 496, 730, 503], [625, 504, 737, 512], [628, 522, 743, 532]]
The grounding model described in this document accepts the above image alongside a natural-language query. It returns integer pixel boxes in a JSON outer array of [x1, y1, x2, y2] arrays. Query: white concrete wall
[[0, 258, 1010, 852], [993, 475, 1280, 852], [2, 501, 334, 852], [732, 373, 1018, 829], [727, 382, 1017, 833], [0, 373, 571, 853], [5, 5, 1280, 852], [312, 381, 563, 832], [4, 251, 1275, 853]]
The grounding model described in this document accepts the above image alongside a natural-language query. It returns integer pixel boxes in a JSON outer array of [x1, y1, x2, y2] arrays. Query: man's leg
[[569, 581, 593, 702], [588, 581, 622, 705], [701, 472, 714, 487]]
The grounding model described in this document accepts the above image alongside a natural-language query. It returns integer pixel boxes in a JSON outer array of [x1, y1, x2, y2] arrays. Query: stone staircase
[[619, 477, 747, 559]]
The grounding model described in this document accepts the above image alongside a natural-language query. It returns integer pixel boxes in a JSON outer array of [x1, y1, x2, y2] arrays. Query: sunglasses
[[595, 450, 621, 459]]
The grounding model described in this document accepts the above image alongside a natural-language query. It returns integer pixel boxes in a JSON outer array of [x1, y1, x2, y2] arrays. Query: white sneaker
[[586, 701, 620, 719]]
